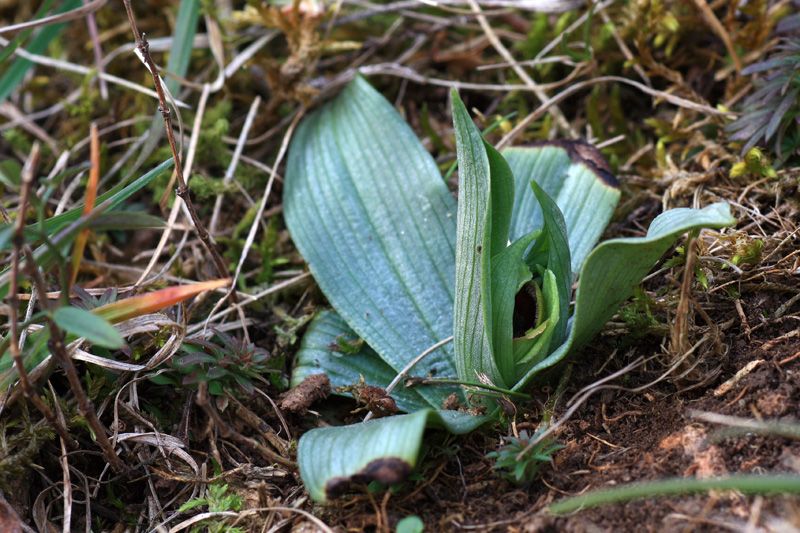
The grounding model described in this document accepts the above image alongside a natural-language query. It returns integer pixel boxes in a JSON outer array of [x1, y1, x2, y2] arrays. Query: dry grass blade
[[0, 0, 106, 35], [122, 0, 232, 297], [68, 122, 100, 289]]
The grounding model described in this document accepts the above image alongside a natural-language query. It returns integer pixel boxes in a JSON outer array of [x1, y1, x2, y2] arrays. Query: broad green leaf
[[291, 311, 431, 413], [285, 76, 459, 408], [298, 408, 489, 502], [503, 142, 620, 273], [52, 307, 125, 349], [514, 202, 737, 390], [0, 158, 174, 300]]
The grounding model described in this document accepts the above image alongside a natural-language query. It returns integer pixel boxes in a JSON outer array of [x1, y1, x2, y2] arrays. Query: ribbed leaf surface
[[284, 76, 459, 407]]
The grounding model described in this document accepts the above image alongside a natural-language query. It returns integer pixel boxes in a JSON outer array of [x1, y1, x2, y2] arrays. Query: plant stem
[[6, 143, 79, 450], [122, 0, 234, 302], [404, 377, 531, 399]]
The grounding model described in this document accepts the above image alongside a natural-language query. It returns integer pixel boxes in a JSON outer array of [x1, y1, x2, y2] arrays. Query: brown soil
[[278, 177, 800, 532]]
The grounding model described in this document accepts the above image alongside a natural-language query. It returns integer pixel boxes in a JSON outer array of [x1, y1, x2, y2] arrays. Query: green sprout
[[178, 482, 245, 533], [730, 147, 778, 179], [487, 427, 564, 484], [151, 329, 278, 411]]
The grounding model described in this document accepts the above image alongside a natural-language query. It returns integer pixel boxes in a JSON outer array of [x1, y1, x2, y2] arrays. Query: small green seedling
[[178, 482, 245, 533], [487, 426, 564, 484], [283, 77, 736, 502], [150, 328, 278, 411]]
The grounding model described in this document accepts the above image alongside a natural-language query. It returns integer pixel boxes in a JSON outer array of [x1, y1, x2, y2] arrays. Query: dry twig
[[122, 0, 234, 302]]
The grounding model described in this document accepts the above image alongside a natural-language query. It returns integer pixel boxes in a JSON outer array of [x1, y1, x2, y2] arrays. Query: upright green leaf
[[451, 90, 511, 389], [291, 311, 431, 413], [488, 231, 537, 384], [298, 408, 489, 502], [504, 142, 620, 273], [163, 0, 200, 97], [285, 77, 459, 408], [526, 181, 572, 346], [514, 202, 737, 389]]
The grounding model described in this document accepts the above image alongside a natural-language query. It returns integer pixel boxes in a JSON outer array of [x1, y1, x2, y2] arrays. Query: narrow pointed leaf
[[291, 311, 431, 413], [489, 231, 536, 384], [298, 408, 489, 502], [0, 0, 82, 104], [52, 307, 125, 349], [86, 212, 167, 231], [451, 90, 510, 389], [514, 202, 736, 389], [285, 77, 459, 408], [135, 0, 201, 166], [526, 181, 571, 346], [0, 157, 175, 252], [504, 141, 620, 273], [0, 159, 174, 300], [93, 278, 230, 323]]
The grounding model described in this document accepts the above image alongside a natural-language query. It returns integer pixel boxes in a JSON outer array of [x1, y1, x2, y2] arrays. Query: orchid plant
[[283, 77, 736, 502]]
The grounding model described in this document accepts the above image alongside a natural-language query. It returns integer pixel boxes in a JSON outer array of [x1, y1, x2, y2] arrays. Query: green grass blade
[[164, 0, 200, 96], [0, 158, 174, 252], [549, 474, 800, 514], [0, 159, 174, 300], [134, 0, 201, 169], [0, 0, 82, 104]]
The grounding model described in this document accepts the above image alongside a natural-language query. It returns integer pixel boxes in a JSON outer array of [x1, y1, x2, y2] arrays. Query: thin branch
[[6, 143, 79, 450], [363, 336, 454, 422], [24, 247, 126, 473], [195, 382, 296, 470], [122, 0, 234, 302]]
